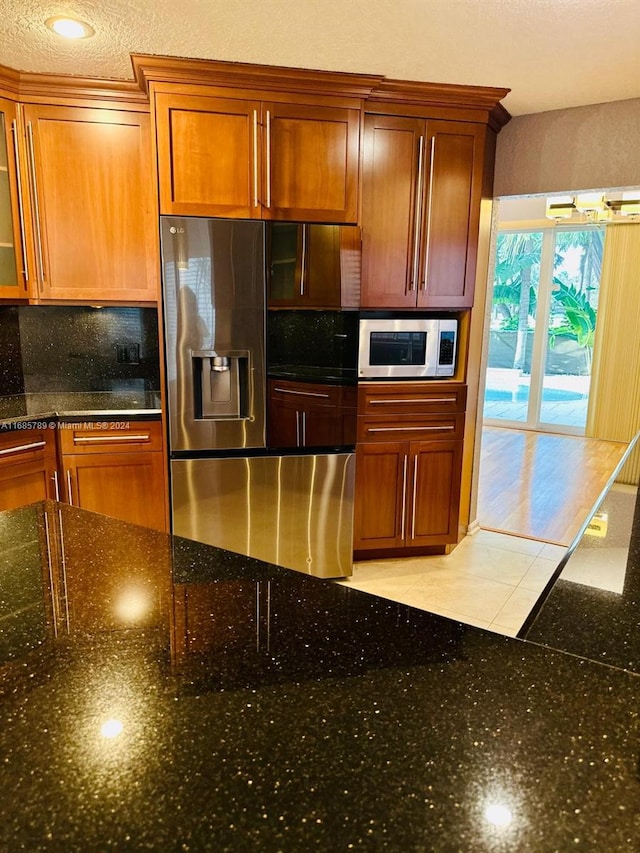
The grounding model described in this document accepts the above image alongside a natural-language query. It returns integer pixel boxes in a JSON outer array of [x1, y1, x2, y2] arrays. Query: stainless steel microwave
[[358, 317, 458, 379]]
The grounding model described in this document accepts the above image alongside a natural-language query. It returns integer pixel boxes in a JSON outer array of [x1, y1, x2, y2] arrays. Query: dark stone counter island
[[1, 498, 639, 851]]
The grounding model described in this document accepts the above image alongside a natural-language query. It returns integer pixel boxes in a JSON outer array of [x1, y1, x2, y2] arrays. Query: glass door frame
[[483, 223, 599, 437]]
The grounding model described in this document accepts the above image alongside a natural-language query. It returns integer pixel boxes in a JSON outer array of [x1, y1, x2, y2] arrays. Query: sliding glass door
[[483, 226, 603, 433]]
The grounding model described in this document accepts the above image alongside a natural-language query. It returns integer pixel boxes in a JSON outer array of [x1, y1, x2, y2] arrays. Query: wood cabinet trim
[[367, 79, 511, 130], [0, 62, 148, 108], [134, 55, 382, 101]]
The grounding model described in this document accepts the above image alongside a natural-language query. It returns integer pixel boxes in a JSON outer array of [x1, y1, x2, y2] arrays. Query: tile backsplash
[[0, 305, 160, 407]]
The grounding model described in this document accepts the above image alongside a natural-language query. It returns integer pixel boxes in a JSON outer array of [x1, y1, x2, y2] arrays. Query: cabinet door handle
[[410, 135, 425, 292], [0, 440, 46, 457], [72, 433, 151, 445], [66, 470, 73, 505], [273, 387, 330, 399], [265, 109, 272, 209], [52, 470, 60, 501], [421, 136, 436, 292], [300, 224, 307, 296], [10, 119, 30, 286], [367, 425, 455, 434], [295, 410, 301, 447], [369, 397, 457, 405], [25, 121, 46, 286], [252, 109, 259, 208], [302, 410, 306, 446], [400, 454, 408, 540], [411, 454, 419, 539]]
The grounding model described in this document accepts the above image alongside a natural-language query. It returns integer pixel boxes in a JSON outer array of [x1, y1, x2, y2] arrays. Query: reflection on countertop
[[521, 484, 640, 672], [1, 500, 639, 850]]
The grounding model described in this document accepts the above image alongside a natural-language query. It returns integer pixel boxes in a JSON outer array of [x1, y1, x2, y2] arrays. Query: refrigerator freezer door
[[171, 453, 355, 578], [161, 217, 266, 451]]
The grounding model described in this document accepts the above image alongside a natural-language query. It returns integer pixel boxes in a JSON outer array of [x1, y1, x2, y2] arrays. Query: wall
[[494, 98, 640, 197]]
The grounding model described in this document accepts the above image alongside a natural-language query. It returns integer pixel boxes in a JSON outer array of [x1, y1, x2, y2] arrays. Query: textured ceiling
[[2, 0, 640, 116]]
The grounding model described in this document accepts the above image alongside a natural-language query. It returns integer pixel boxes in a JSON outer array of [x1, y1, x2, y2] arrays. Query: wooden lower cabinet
[[353, 438, 462, 551], [58, 420, 167, 532], [0, 428, 57, 512], [354, 381, 466, 556]]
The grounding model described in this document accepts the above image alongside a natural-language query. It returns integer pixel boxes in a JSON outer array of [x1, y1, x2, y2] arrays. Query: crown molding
[[131, 54, 384, 101], [0, 63, 148, 106], [368, 78, 512, 129], [0, 57, 511, 126]]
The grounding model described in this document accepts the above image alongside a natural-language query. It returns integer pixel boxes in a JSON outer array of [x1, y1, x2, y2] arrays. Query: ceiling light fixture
[[546, 192, 640, 225], [45, 16, 95, 39]]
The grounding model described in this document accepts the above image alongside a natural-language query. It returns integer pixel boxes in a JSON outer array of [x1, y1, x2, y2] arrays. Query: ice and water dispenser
[[192, 350, 250, 420]]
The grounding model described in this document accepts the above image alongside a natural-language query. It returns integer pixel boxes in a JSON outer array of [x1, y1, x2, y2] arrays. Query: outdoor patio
[[483, 368, 589, 429]]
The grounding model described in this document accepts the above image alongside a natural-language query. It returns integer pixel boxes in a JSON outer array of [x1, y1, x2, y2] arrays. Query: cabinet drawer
[[357, 413, 465, 443], [269, 380, 342, 407], [58, 420, 164, 455], [358, 382, 466, 416], [0, 429, 54, 465]]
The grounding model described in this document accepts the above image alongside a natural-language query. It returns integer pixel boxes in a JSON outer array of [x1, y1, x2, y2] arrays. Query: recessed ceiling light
[[45, 16, 95, 39]]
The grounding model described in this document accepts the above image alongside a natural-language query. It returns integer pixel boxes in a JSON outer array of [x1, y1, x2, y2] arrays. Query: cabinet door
[[302, 403, 343, 448], [22, 104, 158, 303], [265, 102, 360, 223], [267, 394, 301, 448], [353, 441, 408, 550], [267, 223, 347, 308], [155, 93, 261, 218], [360, 114, 424, 309], [0, 98, 29, 299], [408, 439, 462, 546], [63, 450, 166, 532], [417, 121, 485, 309], [0, 430, 57, 512]]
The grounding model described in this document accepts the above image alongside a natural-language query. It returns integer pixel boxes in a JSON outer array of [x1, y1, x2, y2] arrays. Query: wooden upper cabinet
[[361, 114, 485, 310], [154, 92, 360, 223], [264, 101, 359, 222], [361, 115, 423, 309], [155, 93, 260, 218], [21, 104, 158, 303], [421, 121, 485, 309]]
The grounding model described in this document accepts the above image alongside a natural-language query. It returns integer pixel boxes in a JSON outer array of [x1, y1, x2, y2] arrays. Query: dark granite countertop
[[268, 364, 358, 386], [0, 392, 161, 426], [1, 500, 640, 850]]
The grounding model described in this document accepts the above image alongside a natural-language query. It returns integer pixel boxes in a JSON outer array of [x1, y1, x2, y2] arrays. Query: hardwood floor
[[478, 426, 630, 545]]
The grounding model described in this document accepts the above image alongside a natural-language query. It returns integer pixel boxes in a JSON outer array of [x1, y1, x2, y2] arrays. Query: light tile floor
[[338, 529, 567, 638]]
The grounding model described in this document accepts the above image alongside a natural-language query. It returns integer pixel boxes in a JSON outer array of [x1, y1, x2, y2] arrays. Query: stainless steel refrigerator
[[161, 217, 354, 578]]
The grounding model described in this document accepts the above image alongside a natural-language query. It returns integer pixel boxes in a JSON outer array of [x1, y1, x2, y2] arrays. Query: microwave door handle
[[410, 135, 425, 292]]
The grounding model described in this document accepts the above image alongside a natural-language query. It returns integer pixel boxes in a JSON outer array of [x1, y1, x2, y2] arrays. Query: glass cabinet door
[[0, 101, 27, 298]]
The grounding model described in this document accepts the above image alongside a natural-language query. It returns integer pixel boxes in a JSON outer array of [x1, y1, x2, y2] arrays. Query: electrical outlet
[[116, 343, 141, 364]]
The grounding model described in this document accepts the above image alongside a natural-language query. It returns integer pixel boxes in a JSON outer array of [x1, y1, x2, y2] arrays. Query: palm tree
[[492, 232, 542, 370]]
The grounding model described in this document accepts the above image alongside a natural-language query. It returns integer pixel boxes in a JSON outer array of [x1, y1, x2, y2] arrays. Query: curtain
[[586, 224, 640, 484]]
